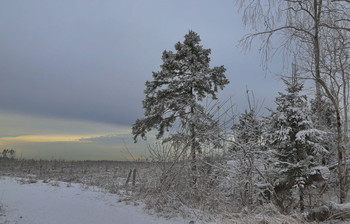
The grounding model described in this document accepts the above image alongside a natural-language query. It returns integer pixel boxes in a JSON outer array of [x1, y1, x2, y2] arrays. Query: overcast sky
[[0, 0, 283, 160]]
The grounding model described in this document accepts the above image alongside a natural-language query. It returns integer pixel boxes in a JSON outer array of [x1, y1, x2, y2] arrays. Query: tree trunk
[[190, 121, 197, 185], [342, 68, 349, 145], [336, 110, 347, 203], [300, 186, 305, 212], [190, 88, 197, 186], [314, 76, 347, 203], [313, 0, 322, 115]]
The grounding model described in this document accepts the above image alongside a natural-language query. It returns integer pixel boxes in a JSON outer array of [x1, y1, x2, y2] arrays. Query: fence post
[[132, 168, 137, 186], [125, 169, 132, 185]]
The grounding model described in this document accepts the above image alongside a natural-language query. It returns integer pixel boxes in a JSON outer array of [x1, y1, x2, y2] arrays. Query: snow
[[328, 201, 350, 211], [310, 166, 331, 180], [226, 160, 238, 167], [0, 176, 189, 224]]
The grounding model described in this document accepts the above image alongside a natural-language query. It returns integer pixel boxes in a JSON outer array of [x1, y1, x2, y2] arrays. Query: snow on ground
[[0, 176, 190, 224]]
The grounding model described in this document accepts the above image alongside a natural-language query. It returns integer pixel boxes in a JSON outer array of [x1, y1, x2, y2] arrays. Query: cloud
[[0, 134, 99, 145], [0, 0, 283, 127], [0, 0, 286, 161], [0, 112, 130, 137], [79, 134, 128, 146]]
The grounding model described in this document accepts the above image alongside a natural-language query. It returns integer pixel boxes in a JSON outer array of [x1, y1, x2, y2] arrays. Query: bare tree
[[238, 0, 348, 109], [318, 29, 350, 203], [299, 24, 350, 204]]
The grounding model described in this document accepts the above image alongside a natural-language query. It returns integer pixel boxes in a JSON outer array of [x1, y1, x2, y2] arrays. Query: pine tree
[[132, 31, 229, 184], [264, 74, 327, 212], [234, 109, 262, 145]]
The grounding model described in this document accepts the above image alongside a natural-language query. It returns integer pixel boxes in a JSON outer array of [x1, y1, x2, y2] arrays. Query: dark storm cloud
[[0, 0, 150, 125], [0, 0, 282, 126]]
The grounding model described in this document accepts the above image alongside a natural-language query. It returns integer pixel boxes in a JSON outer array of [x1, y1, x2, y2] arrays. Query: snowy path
[[0, 176, 188, 224]]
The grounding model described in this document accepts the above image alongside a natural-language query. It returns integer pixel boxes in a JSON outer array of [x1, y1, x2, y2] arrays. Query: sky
[[0, 0, 283, 160]]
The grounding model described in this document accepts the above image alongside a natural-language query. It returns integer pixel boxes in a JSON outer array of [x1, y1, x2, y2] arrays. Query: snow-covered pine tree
[[264, 72, 327, 212], [234, 109, 262, 145], [132, 31, 229, 184]]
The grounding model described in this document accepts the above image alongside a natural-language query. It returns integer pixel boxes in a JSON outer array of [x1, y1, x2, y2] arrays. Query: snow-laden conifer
[[132, 31, 229, 184], [264, 74, 327, 212]]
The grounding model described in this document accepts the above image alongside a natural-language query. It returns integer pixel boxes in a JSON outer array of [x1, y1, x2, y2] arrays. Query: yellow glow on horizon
[[0, 134, 100, 144], [0, 112, 148, 160]]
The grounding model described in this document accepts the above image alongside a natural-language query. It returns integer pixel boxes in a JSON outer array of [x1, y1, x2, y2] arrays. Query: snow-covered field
[[1, 160, 349, 224], [0, 176, 190, 224]]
